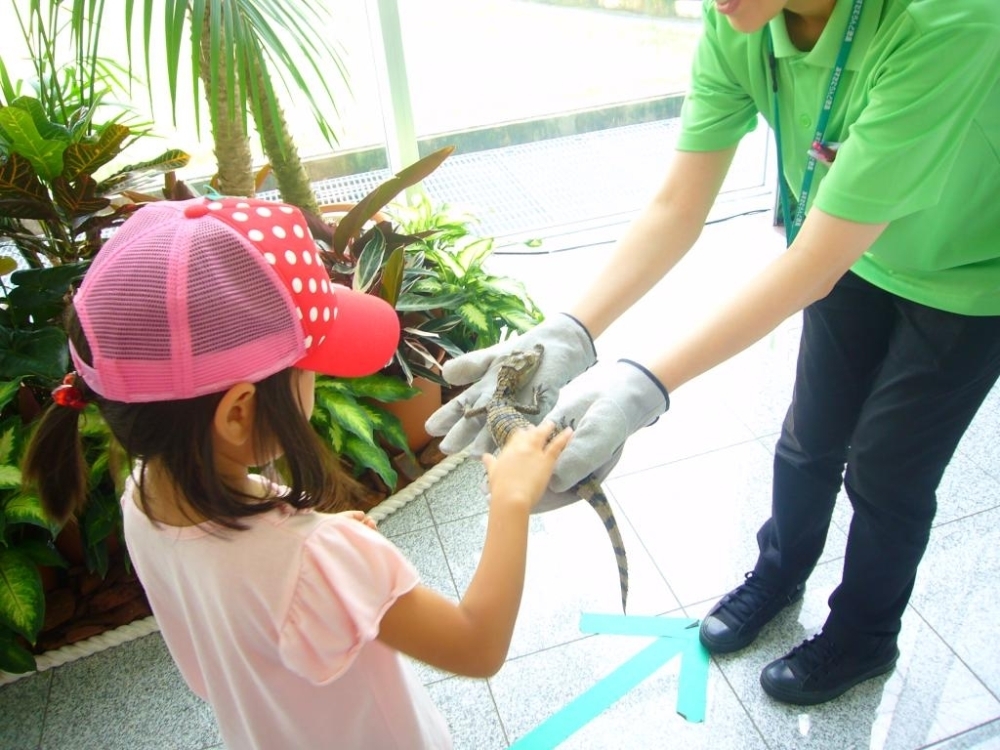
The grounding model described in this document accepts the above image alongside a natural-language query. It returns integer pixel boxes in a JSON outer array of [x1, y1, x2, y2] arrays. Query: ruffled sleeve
[[278, 516, 419, 684]]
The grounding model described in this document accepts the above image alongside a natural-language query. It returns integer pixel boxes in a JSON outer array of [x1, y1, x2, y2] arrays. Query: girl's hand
[[338, 510, 377, 531], [482, 420, 573, 512]]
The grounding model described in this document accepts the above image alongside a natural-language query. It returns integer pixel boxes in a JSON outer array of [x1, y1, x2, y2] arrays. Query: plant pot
[[381, 376, 442, 452]]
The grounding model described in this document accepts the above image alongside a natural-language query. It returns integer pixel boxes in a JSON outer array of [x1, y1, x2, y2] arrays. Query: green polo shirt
[[678, 0, 1000, 315]]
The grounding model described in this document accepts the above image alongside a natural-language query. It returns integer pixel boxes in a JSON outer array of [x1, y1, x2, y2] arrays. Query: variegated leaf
[[63, 124, 131, 180]]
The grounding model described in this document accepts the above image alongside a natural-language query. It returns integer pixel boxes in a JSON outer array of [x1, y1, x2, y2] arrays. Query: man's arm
[[571, 147, 738, 338], [650, 206, 888, 393]]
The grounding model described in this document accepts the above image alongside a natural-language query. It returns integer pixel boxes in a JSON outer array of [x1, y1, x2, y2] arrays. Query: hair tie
[[52, 373, 89, 411]]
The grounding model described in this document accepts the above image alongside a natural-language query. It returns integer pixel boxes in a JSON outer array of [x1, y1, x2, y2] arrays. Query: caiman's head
[[505, 343, 544, 380]]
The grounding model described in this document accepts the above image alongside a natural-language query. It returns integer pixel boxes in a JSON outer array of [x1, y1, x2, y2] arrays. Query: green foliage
[[0, 5, 181, 674], [389, 192, 546, 355], [0, 94, 189, 268], [311, 374, 419, 491]]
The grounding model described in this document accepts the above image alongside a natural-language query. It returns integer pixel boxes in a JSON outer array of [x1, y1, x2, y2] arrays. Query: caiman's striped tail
[[576, 479, 629, 612]]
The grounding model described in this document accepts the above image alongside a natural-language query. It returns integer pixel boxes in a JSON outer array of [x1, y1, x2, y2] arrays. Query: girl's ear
[[213, 382, 257, 448]]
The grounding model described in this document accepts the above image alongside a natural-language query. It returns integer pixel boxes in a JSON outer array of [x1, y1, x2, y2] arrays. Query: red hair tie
[[52, 373, 88, 410]]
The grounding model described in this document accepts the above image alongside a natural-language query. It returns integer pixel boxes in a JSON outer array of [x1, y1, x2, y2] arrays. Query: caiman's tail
[[576, 479, 629, 612]]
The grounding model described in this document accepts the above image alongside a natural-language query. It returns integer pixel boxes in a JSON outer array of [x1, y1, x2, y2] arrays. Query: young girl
[[24, 196, 572, 749]]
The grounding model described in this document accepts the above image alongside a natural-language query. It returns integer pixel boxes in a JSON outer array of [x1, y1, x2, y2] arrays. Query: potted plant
[[0, 8, 189, 672], [300, 148, 545, 504]]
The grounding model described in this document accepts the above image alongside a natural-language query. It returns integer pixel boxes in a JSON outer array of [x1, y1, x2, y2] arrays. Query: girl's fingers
[[545, 426, 574, 454]]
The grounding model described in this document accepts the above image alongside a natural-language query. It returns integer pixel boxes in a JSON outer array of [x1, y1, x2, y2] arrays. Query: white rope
[[367, 449, 470, 522], [0, 616, 161, 687], [0, 451, 470, 687]]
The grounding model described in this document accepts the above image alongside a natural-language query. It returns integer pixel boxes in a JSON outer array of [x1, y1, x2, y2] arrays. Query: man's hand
[[546, 359, 669, 494], [425, 314, 597, 456]]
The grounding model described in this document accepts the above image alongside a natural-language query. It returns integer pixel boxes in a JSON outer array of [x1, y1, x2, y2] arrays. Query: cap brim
[[297, 286, 400, 378]]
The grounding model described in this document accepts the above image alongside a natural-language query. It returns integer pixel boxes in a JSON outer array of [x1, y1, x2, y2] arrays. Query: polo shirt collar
[[767, 0, 882, 70]]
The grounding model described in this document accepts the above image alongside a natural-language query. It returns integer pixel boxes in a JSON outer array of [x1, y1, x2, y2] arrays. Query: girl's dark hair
[[23, 306, 361, 527]]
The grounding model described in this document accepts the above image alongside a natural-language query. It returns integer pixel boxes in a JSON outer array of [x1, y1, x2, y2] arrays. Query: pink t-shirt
[[122, 477, 452, 750]]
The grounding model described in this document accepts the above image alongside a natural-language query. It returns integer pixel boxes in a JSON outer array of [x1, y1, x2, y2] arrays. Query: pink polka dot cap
[[70, 197, 400, 403]]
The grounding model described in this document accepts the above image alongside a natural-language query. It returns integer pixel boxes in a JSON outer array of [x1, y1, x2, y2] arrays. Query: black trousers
[[754, 271, 1000, 647]]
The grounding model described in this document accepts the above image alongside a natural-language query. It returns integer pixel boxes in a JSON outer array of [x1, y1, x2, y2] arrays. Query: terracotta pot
[[381, 377, 442, 452]]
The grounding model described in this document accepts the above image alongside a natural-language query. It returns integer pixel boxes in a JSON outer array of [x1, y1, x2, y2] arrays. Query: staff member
[[427, 0, 1000, 706]]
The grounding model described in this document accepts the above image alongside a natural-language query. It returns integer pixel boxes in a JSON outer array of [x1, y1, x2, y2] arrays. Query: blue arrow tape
[[579, 613, 710, 724], [579, 613, 699, 638], [676, 639, 710, 723], [508, 637, 687, 749]]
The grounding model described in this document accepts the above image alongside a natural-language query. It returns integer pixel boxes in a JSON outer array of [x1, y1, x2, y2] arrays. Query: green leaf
[[0, 106, 67, 182], [0, 426, 14, 467], [318, 374, 419, 403], [0, 327, 69, 382], [85, 540, 109, 579], [318, 391, 375, 445], [0, 626, 36, 674], [5, 493, 58, 534], [427, 245, 464, 278], [51, 175, 111, 218], [4, 98, 71, 144], [0, 465, 21, 489], [456, 237, 495, 271], [0, 153, 57, 220], [342, 433, 396, 489], [354, 230, 387, 293], [365, 405, 411, 455], [457, 302, 491, 337], [62, 123, 131, 180], [82, 491, 121, 551], [0, 548, 44, 642], [334, 147, 454, 255], [0, 381, 21, 412], [6, 262, 88, 325], [95, 148, 191, 194], [13, 539, 66, 570], [381, 246, 405, 308], [0, 257, 17, 276]]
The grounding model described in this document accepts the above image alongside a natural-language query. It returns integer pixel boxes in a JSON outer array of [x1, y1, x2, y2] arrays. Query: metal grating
[[261, 119, 684, 242]]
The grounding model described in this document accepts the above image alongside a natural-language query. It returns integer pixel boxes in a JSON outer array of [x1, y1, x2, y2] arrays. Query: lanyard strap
[[768, 0, 865, 245]]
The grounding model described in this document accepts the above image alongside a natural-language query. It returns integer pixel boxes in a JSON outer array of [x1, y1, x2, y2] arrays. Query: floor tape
[[509, 613, 711, 748]]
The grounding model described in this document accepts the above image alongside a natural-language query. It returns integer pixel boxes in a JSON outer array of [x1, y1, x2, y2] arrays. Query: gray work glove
[[425, 313, 597, 456], [541, 359, 669, 509]]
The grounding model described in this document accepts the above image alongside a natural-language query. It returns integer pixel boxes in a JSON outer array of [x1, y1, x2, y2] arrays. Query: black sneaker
[[760, 631, 899, 705], [699, 572, 805, 654]]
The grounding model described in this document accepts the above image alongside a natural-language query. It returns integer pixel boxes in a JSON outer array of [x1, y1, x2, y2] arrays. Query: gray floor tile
[[437, 497, 681, 660], [611, 440, 848, 611], [923, 719, 1000, 749], [0, 670, 51, 750], [715, 561, 1000, 750], [908, 507, 1000, 699], [426, 676, 508, 750], [490, 632, 768, 749], [424, 457, 492, 525], [374, 494, 435, 538], [957, 383, 1000, 481], [41, 633, 220, 750], [609, 387, 760, 479]]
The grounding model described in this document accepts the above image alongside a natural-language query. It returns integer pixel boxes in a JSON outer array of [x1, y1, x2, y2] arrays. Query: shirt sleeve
[[677, 3, 760, 152], [816, 7, 1000, 223], [278, 516, 420, 685]]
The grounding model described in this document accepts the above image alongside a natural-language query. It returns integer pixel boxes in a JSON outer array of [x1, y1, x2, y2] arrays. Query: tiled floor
[[3, 211, 1000, 749]]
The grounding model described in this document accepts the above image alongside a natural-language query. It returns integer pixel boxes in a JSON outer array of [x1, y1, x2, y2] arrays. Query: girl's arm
[[377, 422, 572, 678]]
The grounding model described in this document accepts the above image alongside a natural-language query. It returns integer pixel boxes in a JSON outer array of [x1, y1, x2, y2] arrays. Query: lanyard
[[767, 0, 864, 245]]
